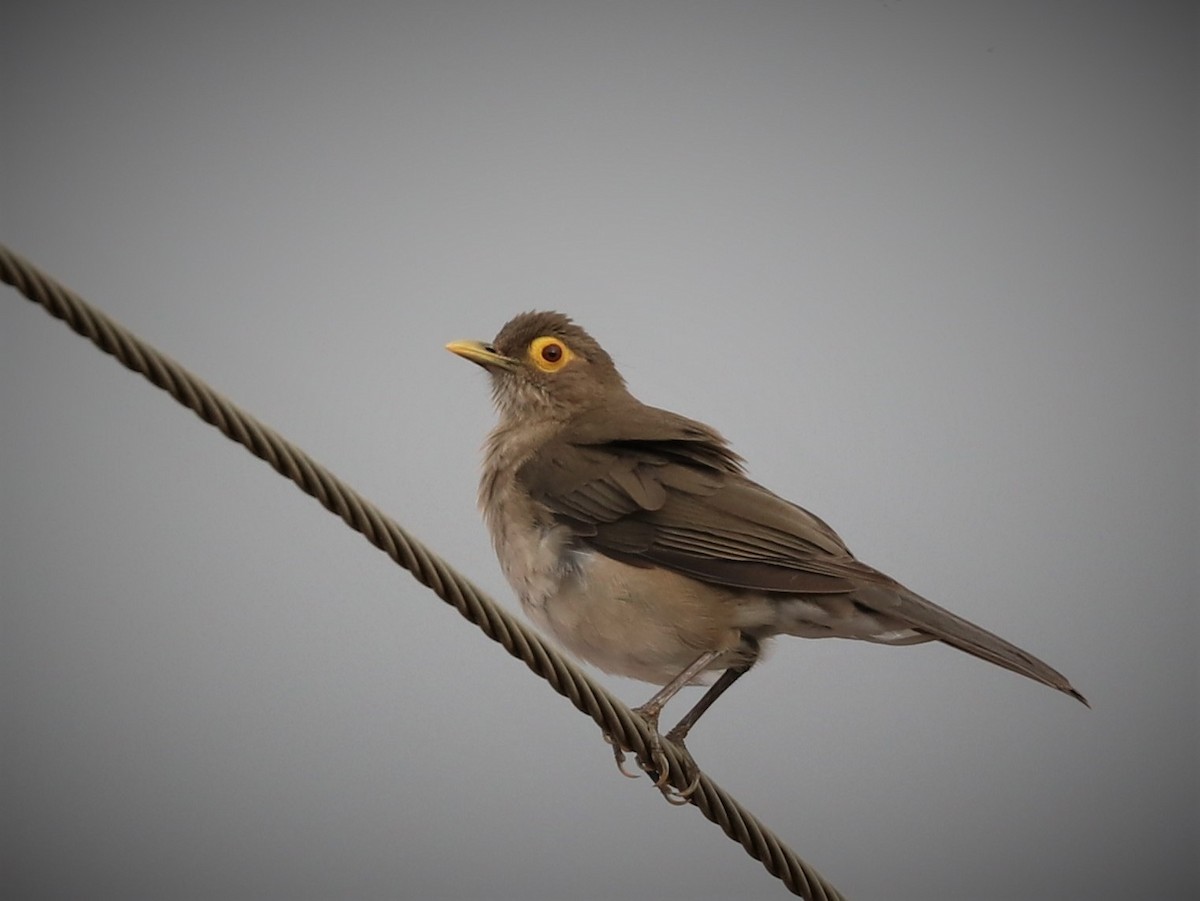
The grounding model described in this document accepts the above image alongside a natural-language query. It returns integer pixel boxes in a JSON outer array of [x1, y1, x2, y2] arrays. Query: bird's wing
[[516, 405, 867, 595], [518, 405, 1088, 705]]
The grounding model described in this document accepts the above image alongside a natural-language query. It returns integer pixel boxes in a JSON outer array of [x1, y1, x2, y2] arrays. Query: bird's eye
[[529, 336, 574, 372]]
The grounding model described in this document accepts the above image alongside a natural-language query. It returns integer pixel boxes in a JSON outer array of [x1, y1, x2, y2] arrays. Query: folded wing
[[518, 403, 1087, 705]]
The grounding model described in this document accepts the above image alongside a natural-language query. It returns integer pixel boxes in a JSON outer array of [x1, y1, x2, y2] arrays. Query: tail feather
[[859, 584, 1089, 706]]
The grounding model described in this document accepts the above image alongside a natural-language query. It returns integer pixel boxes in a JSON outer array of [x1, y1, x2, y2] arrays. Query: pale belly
[[496, 523, 761, 685]]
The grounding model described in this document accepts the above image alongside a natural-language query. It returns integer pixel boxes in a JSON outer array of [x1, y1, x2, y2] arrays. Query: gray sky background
[[2, 2, 1196, 899]]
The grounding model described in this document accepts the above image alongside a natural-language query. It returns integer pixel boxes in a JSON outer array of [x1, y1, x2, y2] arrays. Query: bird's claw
[[653, 735, 701, 805], [647, 739, 671, 789], [602, 731, 643, 779]]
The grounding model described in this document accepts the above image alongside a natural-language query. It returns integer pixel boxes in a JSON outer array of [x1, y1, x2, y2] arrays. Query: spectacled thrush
[[447, 311, 1086, 793]]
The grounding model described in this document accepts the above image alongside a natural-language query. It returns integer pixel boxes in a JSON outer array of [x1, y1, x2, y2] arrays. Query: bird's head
[[446, 311, 629, 422]]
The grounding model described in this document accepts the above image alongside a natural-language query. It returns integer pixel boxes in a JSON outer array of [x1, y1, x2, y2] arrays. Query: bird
[[447, 311, 1087, 795]]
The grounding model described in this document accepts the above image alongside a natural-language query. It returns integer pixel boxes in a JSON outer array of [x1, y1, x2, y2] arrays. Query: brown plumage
[[447, 311, 1087, 783]]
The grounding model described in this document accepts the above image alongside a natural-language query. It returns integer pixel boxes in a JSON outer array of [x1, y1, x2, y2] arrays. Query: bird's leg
[[664, 659, 754, 747], [656, 643, 760, 802], [619, 650, 721, 793], [644, 665, 752, 802]]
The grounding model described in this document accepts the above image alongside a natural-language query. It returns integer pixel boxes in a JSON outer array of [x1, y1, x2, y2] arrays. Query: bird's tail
[[861, 583, 1089, 706]]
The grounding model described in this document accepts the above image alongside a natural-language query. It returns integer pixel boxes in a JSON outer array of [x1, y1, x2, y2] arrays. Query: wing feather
[[517, 405, 861, 595]]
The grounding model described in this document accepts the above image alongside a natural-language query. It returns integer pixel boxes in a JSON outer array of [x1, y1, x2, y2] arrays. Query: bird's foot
[[629, 706, 702, 805], [603, 708, 702, 804], [603, 707, 672, 785]]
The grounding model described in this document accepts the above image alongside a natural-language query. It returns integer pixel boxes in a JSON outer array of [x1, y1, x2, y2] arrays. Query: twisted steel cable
[[2, 242, 846, 901]]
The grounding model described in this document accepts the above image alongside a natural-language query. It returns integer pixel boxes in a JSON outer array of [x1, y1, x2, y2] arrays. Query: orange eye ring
[[529, 336, 575, 372]]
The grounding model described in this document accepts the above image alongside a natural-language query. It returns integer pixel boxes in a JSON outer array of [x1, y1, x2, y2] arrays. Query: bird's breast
[[479, 454, 577, 610]]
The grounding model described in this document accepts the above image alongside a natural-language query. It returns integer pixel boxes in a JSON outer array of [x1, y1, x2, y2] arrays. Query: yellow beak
[[445, 339, 518, 370]]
